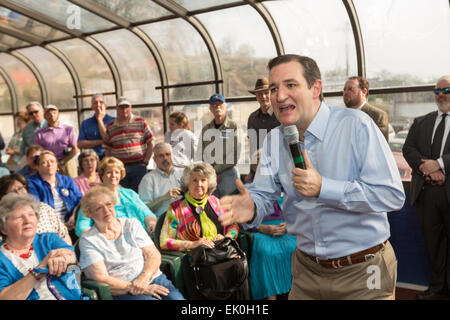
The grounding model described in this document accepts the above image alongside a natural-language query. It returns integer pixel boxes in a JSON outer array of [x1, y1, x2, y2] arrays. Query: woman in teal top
[[75, 157, 156, 237]]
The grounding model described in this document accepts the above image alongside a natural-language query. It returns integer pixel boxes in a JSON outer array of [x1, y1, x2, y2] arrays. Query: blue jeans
[[113, 273, 185, 300], [121, 162, 148, 193]]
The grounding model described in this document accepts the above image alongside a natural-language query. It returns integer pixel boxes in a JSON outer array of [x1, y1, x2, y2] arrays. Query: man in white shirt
[[138, 143, 183, 218]]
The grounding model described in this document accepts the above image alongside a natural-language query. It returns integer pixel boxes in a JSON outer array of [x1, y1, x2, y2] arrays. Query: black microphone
[[284, 125, 306, 169]]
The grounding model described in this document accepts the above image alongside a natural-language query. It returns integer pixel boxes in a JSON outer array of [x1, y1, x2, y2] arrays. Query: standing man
[[246, 77, 280, 181], [343, 76, 389, 142], [34, 105, 79, 178], [199, 94, 240, 198], [21, 102, 47, 157], [402, 75, 450, 300], [138, 143, 183, 218], [219, 54, 405, 300], [77, 93, 114, 159], [104, 96, 154, 192]]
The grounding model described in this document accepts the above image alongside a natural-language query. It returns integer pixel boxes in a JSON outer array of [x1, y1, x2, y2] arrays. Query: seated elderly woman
[[0, 193, 83, 300], [75, 157, 156, 237], [79, 186, 184, 300], [27, 151, 82, 231], [74, 149, 101, 195], [160, 161, 239, 252], [0, 173, 71, 244]]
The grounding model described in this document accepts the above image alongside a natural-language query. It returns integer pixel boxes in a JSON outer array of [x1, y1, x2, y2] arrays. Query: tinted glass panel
[[354, 0, 449, 87], [140, 19, 215, 101], [93, 29, 161, 104], [0, 76, 11, 113], [0, 6, 68, 40], [197, 6, 277, 97], [51, 39, 115, 108], [90, 0, 173, 22], [18, 47, 75, 109], [12, 0, 115, 33], [266, 0, 357, 92], [0, 53, 41, 109]]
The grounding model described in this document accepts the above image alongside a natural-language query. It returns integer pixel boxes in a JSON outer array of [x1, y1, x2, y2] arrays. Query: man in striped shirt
[[104, 96, 155, 192]]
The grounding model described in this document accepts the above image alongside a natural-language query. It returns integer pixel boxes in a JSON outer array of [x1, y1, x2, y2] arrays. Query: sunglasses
[[434, 87, 450, 95], [28, 110, 40, 116]]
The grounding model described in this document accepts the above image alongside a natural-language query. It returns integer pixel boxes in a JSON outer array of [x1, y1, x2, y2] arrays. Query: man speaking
[[219, 54, 405, 300]]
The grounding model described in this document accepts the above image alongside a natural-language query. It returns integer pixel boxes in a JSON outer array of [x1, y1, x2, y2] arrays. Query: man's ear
[[312, 79, 322, 100]]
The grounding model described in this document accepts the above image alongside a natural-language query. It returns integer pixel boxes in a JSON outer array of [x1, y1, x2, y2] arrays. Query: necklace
[[3, 243, 34, 259]]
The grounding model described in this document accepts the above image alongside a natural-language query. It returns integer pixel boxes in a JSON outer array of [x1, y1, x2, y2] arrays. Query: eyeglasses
[[28, 110, 40, 116], [434, 87, 450, 95], [8, 185, 26, 194]]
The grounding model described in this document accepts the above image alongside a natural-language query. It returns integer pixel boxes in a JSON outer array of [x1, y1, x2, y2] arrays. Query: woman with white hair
[[160, 161, 239, 251], [0, 193, 82, 300], [74, 149, 101, 195], [79, 185, 184, 300]]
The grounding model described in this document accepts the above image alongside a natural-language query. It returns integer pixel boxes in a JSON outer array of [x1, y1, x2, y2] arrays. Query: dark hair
[[267, 54, 323, 101], [25, 145, 44, 157], [347, 76, 370, 97], [0, 174, 28, 199], [169, 111, 190, 130]]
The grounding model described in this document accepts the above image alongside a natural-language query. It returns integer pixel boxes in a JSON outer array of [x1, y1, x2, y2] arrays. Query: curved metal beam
[[152, 0, 224, 95], [83, 36, 122, 99], [44, 44, 83, 127], [342, 0, 366, 77], [9, 51, 48, 106], [245, 0, 285, 56], [0, 65, 18, 113], [131, 26, 169, 132]]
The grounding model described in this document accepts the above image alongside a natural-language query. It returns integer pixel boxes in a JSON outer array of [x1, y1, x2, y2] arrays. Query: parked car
[[395, 130, 409, 141], [388, 124, 396, 141], [389, 141, 412, 181]]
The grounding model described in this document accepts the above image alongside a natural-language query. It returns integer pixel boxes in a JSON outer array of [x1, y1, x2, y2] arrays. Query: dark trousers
[[120, 162, 148, 193], [416, 184, 450, 293]]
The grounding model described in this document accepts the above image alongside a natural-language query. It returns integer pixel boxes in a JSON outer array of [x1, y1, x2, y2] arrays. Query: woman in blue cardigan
[[27, 151, 82, 232], [0, 193, 84, 300]]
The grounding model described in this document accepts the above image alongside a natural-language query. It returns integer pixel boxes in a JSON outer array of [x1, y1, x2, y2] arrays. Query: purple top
[[34, 124, 77, 160], [262, 201, 284, 222], [74, 173, 101, 195]]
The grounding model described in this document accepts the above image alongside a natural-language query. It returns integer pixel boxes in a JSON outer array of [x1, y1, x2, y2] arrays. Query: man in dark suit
[[343, 76, 389, 141], [403, 75, 450, 300]]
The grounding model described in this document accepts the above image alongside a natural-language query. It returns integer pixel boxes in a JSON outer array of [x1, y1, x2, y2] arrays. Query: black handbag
[[190, 237, 249, 300]]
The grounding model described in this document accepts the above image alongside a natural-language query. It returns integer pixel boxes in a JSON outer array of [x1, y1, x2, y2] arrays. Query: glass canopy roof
[[0, 0, 448, 168]]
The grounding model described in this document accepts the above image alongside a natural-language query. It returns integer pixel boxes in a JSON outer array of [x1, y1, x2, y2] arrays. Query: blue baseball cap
[[208, 93, 226, 105]]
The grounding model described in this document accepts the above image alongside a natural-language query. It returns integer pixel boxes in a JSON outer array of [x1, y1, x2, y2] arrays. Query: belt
[[302, 241, 387, 269]]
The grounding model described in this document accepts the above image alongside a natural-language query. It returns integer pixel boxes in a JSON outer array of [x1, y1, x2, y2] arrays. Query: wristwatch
[[28, 268, 44, 281]]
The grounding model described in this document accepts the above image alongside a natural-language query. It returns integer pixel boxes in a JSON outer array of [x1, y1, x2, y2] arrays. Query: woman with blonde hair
[[75, 157, 156, 237]]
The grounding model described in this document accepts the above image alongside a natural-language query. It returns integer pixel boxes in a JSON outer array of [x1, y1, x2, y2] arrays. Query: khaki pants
[[289, 241, 397, 300]]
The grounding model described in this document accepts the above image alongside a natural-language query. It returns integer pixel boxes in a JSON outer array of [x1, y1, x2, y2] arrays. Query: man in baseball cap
[[198, 93, 240, 197]]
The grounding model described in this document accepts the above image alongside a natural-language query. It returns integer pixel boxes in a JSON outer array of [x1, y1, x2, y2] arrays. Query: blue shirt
[[78, 115, 114, 158], [75, 187, 156, 237], [27, 173, 82, 222], [246, 102, 405, 259]]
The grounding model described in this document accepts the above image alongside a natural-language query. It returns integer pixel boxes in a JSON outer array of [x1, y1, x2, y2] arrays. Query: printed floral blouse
[[160, 195, 239, 251]]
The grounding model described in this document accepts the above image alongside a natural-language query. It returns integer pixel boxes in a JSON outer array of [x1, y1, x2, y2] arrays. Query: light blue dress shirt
[[246, 102, 405, 259]]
